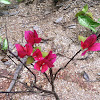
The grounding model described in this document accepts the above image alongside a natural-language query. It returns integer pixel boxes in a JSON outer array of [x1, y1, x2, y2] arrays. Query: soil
[[0, 0, 100, 100]]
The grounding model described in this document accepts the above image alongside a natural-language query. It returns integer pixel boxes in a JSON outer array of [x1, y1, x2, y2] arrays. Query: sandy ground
[[0, 0, 100, 100]]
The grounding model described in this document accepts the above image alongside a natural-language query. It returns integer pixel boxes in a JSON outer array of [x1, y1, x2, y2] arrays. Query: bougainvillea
[[81, 34, 100, 56], [1, 4, 100, 100], [32, 49, 43, 60], [34, 51, 56, 73], [15, 43, 33, 58], [15, 30, 56, 73], [25, 30, 41, 45]]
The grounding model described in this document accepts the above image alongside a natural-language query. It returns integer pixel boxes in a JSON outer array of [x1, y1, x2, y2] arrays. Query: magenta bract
[[81, 34, 100, 56], [32, 49, 43, 60], [34, 51, 56, 73], [25, 30, 41, 45], [15, 43, 33, 58]]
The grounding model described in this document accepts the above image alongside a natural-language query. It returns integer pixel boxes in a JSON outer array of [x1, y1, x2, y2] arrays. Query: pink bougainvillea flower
[[25, 30, 41, 45], [81, 34, 100, 56], [15, 43, 33, 58], [32, 49, 43, 60], [34, 51, 56, 73]]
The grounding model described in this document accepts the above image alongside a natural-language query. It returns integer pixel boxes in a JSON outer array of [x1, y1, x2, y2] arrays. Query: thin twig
[[8, 50, 37, 84], [31, 64, 51, 84], [41, 38, 54, 42], [0, 75, 54, 95], [49, 68, 60, 100], [49, 68, 54, 90], [33, 85, 54, 94], [0, 91, 35, 94], [6, 59, 26, 92], [96, 30, 100, 38], [54, 49, 81, 80], [54, 31, 100, 80], [43, 72, 51, 83], [1, 50, 17, 65], [0, 75, 55, 96], [0, 75, 30, 88], [31, 64, 51, 83], [6, 54, 17, 65]]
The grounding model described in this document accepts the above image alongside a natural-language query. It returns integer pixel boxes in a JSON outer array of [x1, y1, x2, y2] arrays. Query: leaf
[[26, 56, 34, 65], [0, 0, 11, 4], [86, 12, 93, 19], [2, 39, 8, 50], [33, 46, 41, 53], [75, 11, 85, 17], [78, 15, 100, 32], [42, 52, 48, 58], [34, 46, 41, 51], [17, 0, 24, 2], [98, 18, 100, 22], [89, 26, 97, 33], [82, 4, 88, 13], [0, 36, 2, 43], [78, 35, 87, 42]]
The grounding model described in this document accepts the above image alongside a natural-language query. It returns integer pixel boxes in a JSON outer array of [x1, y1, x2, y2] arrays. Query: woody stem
[[8, 50, 37, 84]]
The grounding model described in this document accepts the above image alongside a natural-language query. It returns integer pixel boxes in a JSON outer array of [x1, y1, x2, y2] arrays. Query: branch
[[54, 49, 81, 80], [96, 30, 100, 38], [1, 50, 17, 65], [31, 63, 51, 83], [49, 68, 60, 100], [8, 50, 37, 84], [0, 91, 35, 94], [49, 68, 54, 91], [54, 30, 100, 80], [0, 75, 30, 88], [33, 85, 54, 94], [0, 75, 55, 96], [6, 54, 17, 65], [43, 72, 51, 83], [6, 59, 26, 92]]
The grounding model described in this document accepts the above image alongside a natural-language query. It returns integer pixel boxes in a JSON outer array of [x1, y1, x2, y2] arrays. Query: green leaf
[[33, 46, 41, 53], [34, 46, 41, 51], [0, 0, 11, 4], [26, 56, 34, 65], [42, 52, 48, 58], [78, 15, 100, 32], [2, 39, 8, 50], [98, 18, 100, 22], [17, 0, 24, 2], [75, 11, 85, 17], [0, 36, 2, 43], [86, 12, 93, 19], [78, 35, 87, 42], [82, 4, 88, 13], [89, 26, 97, 33]]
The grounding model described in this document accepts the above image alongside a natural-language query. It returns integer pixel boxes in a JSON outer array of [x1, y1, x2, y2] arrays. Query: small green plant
[[0, 0, 11, 4], [76, 4, 100, 32], [0, 36, 8, 50], [75, 4, 93, 18], [0, 0, 24, 4], [98, 18, 100, 22], [17, 0, 24, 3]]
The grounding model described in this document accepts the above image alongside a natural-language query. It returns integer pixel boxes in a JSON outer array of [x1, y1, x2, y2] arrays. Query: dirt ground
[[0, 0, 100, 100]]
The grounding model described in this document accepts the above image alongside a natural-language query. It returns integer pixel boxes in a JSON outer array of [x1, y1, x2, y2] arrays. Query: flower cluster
[[15, 30, 56, 73], [81, 34, 100, 56]]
